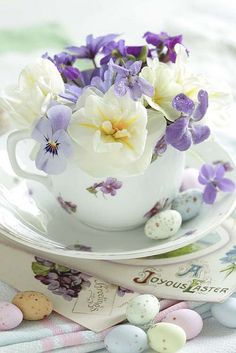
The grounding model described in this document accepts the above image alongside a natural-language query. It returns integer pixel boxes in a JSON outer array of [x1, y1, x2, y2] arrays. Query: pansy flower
[[32, 105, 73, 174]]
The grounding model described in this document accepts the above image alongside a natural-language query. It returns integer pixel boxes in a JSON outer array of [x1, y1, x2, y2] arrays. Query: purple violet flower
[[43, 52, 80, 81], [91, 59, 114, 93], [101, 39, 127, 65], [165, 91, 210, 151], [67, 34, 118, 61], [143, 31, 183, 63], [32, 105, 73, 175], [198, 163, 235, 204], [113, 60, 154, 100]]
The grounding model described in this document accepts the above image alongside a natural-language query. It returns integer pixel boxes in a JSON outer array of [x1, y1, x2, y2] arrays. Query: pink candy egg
[[181, 168, 203, 192], [0, 301, 23, 330], [163, 309, 203, 340]]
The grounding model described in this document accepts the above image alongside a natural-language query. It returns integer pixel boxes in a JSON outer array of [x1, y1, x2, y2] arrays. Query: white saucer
[[0, 136, 236, 260]]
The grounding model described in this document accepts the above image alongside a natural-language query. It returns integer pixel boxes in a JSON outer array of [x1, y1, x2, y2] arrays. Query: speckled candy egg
[[12, 291, 53, 321], [211, 297, 236, 328], [104, 324, 148, 353], [126, 294, 160, 326], [163, 309, 203, 340], [181, 168, 203, 191], [0, 302, 23, 330], [171, 189, 203, 221], [148, 322, 186, 353], [145, 210, 182, 240]]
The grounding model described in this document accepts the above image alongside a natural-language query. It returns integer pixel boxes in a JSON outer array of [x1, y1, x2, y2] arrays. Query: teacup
[[7, 129, 185, 231]]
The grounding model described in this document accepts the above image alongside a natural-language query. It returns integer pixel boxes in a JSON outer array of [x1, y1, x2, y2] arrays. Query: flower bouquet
[[0, 32, 234, 231]]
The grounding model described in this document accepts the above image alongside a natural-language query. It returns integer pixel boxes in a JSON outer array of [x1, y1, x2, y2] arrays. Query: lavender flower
[[42, 52, 80, 81], [32, 105, 73, 175], [113, 60, 154, 100], [198, 163, 235, 204], [67, 34, 117, 61], [165, 91, 210, 151], [143, 31, 183, 63]]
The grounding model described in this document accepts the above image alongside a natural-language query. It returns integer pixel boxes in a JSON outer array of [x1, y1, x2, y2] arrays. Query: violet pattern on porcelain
[[57, 195, 77, 214], [87, 177, 122, 197]]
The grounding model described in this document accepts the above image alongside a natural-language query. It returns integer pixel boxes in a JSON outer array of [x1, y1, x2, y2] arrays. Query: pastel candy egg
[[126, 294, 160, 325], [104, 324, 148, 353], [0, 302, 23, 330], [148, 322, 186, 353], [211, 297, 236, 328], [163, 309, 203, 340], [145, 210, 182, 240], [171, 189, 202, 221], [181, 168, 203, 191], [12, 291, 53, 321]]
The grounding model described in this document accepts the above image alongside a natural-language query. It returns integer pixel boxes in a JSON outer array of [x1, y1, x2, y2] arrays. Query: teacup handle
[[7, 129, 51, 188]]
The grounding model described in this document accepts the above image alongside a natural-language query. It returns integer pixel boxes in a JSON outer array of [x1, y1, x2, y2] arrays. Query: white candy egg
[[145, 210, 182, 240], [104, 324, 148, 353], [126, 294, 160, 325]]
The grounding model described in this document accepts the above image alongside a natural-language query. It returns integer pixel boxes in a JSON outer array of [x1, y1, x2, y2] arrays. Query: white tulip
[[69, 87, 166, 177], [0, 58, 64, 128]]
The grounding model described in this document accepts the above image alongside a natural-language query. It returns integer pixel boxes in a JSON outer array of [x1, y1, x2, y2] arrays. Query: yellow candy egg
[[12, 291, 53, 321], [147, 322, 186, 353]]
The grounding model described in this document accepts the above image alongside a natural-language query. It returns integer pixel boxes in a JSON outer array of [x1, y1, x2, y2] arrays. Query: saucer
[[0, 136, 236, 260]]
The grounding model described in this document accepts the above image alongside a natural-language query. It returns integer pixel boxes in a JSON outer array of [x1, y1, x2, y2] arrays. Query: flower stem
[[92, 58, 97, 68]]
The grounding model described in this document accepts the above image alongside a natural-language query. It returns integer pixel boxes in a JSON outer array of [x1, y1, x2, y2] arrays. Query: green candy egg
[[147, 322, 186, 353]]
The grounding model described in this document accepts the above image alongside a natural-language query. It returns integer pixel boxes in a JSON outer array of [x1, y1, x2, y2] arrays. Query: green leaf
[[86, 187, 98, 195], [55, 264, 70, 273], [137, 45, 149, 63], [31, 262, 51, 276]]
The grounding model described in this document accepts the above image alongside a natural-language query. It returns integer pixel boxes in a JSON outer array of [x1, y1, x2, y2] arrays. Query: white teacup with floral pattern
[[7, 129, 185, 231]]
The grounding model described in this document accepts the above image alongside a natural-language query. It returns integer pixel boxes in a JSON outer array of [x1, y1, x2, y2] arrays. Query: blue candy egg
[[211, 297, 236, 328], [171, 189, 203, 221], [104, 324, 148, 353]]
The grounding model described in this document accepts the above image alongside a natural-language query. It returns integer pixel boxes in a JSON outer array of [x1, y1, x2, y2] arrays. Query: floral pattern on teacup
[[57, 195, 77, 214], [144, 198, 170, 219], [87, 177, 122, 197]]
